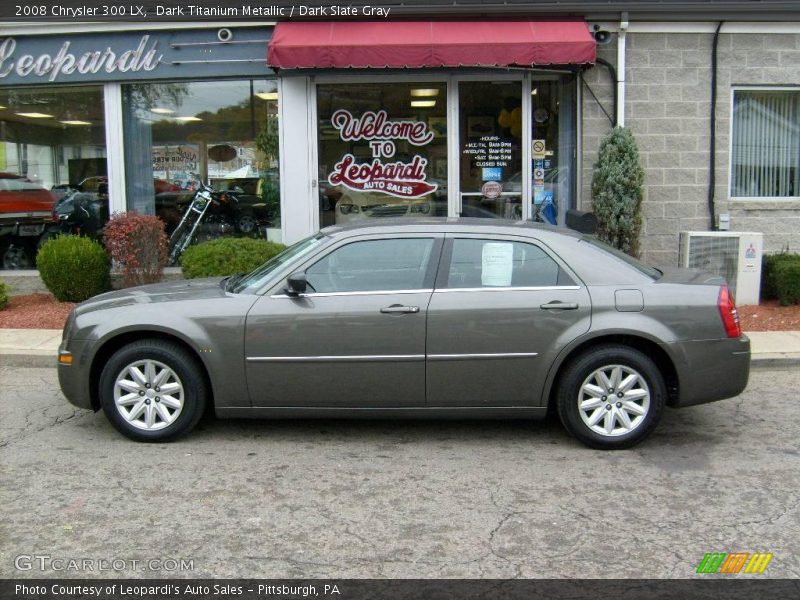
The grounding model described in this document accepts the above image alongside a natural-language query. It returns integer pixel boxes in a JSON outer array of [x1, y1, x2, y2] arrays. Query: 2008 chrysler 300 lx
[[58, 219, 750, 449]]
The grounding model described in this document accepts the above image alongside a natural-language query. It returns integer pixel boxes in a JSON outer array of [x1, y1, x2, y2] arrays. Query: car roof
[[321, 217, 584, 242]]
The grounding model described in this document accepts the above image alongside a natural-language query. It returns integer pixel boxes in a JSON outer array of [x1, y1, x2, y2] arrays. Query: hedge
[[180, 237, 286, 279]]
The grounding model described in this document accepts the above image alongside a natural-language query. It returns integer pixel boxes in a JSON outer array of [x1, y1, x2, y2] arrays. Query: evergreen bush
[[591, 127, 645, 257], [761, 251, 797, 301], [773, 259, 800, 306], [0, 281, 9, 310], [37, 236, 110, 302], [180, 237, 286, 279]]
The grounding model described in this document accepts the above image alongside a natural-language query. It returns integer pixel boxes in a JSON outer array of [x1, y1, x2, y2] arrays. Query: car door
[[426, 234, 591, 407], [245, 234, 443, 408]]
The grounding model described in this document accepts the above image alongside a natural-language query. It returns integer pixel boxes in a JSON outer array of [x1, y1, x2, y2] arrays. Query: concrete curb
[[1, 354, 57, 369], [750, 355, 800, 369]]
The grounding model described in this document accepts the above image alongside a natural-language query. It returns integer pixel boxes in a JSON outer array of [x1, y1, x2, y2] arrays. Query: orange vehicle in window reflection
[[0, 172, 57, 269]]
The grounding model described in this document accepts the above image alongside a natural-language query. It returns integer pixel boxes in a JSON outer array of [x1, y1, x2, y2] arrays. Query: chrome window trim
[[435, 285, 580, 293], [270, 289, 434, 299], [247, 354, 425, 363], [427, 352, 538, 361]]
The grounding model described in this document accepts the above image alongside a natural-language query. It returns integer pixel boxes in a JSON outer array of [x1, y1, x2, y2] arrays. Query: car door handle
[[540, 301, 579, 310], [380, 305, 420, 314]]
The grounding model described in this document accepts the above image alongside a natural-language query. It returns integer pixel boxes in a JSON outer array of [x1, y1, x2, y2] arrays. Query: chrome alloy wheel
[[577, 364, 650, 437], [113, 360, 184, 431]]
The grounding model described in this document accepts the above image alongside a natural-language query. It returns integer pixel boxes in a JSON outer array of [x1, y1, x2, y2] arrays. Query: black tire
[[2, 240, 36, 269], [236, 212, 257, 234], [556, 344, 666, 450], [168, 230, 191, 265], [99, 339, 208, 442]]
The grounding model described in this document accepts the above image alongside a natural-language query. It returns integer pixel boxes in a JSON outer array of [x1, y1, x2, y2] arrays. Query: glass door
[[530, 77, 576, 226], [457, 80, 524, 219]]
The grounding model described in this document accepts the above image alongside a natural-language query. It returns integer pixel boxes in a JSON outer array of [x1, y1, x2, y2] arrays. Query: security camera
[[217, 28, 233, 43], [593, 25, 612, 45]]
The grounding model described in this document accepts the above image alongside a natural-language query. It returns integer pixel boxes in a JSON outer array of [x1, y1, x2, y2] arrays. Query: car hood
[[74, 277, 228, 316]]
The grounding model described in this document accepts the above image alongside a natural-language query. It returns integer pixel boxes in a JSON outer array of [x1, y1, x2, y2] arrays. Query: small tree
[[591, 127, 645, 257]]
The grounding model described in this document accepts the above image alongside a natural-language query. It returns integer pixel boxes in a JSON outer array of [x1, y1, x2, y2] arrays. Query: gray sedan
[[58, 219, 750, 449]]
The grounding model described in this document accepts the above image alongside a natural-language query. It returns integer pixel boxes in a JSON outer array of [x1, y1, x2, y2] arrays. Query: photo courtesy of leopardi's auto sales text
[[1, 0, 799, 599]]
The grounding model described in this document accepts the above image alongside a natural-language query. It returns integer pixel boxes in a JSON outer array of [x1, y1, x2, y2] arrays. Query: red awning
[[268, 21, 596, 69]]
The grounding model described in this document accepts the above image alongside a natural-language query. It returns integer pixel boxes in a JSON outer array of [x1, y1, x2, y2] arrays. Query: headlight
[[410, 202, 430, 214], [339, 204, 359, 214]]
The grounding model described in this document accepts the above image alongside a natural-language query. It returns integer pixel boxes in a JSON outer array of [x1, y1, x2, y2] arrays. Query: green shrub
[[761, 252, 798, 301], [37, 235, 110, 302], [103, 212, 169, 288], [0, 281, 9, 310], [774, 260, 800, 306], [591, 127, 645, 257], [180, 237, 286, 279]]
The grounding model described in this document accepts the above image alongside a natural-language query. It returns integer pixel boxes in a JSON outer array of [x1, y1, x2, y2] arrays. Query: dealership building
[[1, 0, 799, 276]]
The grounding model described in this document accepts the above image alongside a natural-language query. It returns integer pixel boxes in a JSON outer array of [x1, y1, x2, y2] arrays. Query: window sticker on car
[[481, 242, 514, 286]]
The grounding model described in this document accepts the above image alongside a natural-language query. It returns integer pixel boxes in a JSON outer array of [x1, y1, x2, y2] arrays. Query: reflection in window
[[317, 83, 447, 228], [306, 238, 435, 293], [122, 80, 282, 242], [0, 86, 106, 269]]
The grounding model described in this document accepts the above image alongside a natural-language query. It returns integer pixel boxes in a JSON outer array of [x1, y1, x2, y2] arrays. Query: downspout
[[616, 12, 629, 128], [595, 58, 618, 127], [708, 22, 723, 231]]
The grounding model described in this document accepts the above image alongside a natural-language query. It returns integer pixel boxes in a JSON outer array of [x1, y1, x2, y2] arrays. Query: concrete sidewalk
[[1, 328, 798, 369]]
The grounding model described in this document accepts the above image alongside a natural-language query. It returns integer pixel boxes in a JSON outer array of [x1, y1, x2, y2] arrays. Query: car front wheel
[[556, 345, 666, 450], [99, 339, 207, 442]]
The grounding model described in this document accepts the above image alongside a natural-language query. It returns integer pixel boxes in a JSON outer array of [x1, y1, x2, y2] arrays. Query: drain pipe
[[616, 12, 629, 128], [708, 22, 723, 231]]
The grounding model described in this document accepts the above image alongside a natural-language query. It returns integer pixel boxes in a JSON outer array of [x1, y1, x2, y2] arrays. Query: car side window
[[446, 238, 570, 288], [306, 238, 436, 293]]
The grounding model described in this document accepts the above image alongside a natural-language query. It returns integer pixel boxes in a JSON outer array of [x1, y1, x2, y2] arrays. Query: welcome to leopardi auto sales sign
[[327, 109, 438, 199]]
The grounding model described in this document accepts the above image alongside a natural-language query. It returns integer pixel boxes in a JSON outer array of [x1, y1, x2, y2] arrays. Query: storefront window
[[317, 82, 447, 228], [0, 86, 106, 269], [530, 78, 576, 225], [122, 80, 281, 243]]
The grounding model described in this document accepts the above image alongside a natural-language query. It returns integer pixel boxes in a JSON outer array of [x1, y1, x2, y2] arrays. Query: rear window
[[581, 237, 662, 280]]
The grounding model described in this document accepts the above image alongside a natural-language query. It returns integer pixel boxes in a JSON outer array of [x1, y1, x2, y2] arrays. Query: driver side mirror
[[285, 272, 308, 296]]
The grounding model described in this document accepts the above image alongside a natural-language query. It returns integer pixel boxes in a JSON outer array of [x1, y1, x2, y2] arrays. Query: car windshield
[[231, 233, 327, 294], [581, 236, 663, 280]]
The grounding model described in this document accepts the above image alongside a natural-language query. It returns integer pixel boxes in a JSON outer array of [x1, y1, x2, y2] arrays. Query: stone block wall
[[581, 31, 800, 267]]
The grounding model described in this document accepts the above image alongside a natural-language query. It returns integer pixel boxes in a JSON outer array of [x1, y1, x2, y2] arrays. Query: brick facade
[[580, 32, 800, 266]]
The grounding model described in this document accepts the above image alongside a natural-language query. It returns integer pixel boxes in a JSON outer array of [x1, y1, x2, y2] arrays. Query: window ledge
[[727, 199, 800, 211]]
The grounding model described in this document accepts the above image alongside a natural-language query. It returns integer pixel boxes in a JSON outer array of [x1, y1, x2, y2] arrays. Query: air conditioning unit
[[679, 231, 763, 305]]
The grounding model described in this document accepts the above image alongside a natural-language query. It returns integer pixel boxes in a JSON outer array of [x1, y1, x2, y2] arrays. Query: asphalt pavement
[[1, 365, 798, 579]]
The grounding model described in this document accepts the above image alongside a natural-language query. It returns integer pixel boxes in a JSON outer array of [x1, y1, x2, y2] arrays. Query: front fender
[[73, 295, 258, 409]]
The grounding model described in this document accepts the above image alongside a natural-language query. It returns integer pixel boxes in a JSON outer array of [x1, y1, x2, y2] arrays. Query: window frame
[[728, 85, 800, 202], [269, 233, 445, 298], [434, 234, 579, 292]]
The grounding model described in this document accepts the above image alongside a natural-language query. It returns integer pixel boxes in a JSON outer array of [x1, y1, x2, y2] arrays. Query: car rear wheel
[[556, 345, 666, 450], [237, 213, 257, 234], [2, 241, 35, 269], [99, 339, 207, 442]]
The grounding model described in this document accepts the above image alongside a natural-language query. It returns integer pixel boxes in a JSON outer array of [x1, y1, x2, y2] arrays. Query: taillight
[[718, 284, 742, 338]]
